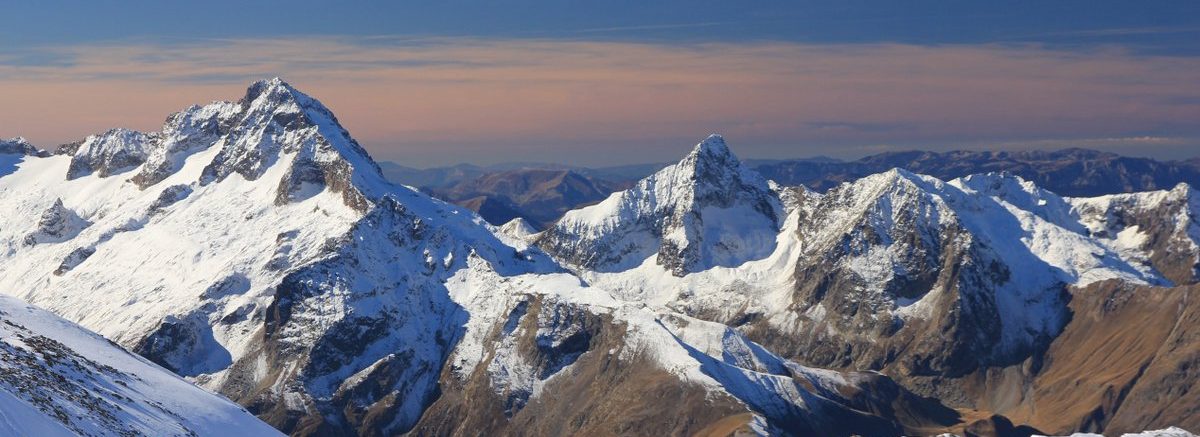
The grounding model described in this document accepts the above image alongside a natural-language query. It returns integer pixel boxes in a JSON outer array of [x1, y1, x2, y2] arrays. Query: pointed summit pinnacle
[[241, 77, 302, 106], [692, 134, 732, 158]]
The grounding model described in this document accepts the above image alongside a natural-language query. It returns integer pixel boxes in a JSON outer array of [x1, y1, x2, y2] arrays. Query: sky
[[1, 1, 1198, 167]]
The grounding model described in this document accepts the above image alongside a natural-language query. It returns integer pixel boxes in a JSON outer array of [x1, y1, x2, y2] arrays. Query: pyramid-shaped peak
[[691, 134, 733, 158], [240, 77, 309, 107], [678, 134, 747, 180]]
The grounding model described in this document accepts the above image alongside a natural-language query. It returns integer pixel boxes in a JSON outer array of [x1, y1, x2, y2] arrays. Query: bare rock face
[[132, 313, 230, 377], [131, 102, 241, 188], [411, 295, 752, 437], [53, 246, 96, 276], [66, 128, 158, 180], [537, 134, 782, 276], [23, 199, 89, 246]]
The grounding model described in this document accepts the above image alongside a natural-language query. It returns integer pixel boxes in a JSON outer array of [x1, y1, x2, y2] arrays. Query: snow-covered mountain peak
[[0, 78, 569, 435], [181, 78, 389, 211], [0, 137, 46, 156], [675, 134, 768, 200], [825, 168, 952, 222], [537, 135, 781, 276], [689, 133, 733, 159], [242, 77, 295, 100], [499, 216, 538, 240], [953, 171, 1060, 204]]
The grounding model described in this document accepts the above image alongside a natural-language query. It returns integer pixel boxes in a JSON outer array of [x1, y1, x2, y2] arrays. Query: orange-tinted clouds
[[1, 38, 1198, 165]]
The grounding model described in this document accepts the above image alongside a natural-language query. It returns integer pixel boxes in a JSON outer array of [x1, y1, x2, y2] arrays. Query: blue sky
[[2, 1, 1199, 166], [6, 1, 1198, 51]]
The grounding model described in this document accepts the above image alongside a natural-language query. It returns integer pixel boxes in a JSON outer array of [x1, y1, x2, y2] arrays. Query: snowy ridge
[[0, 137, 47, 157], [1069, 182, 1200, 284], [497, 216, 538, 242], [0, 294, 281, 437]]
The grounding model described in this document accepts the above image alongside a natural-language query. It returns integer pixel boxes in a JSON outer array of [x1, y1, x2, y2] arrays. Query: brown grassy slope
[[1005, 280, 1200, 435]]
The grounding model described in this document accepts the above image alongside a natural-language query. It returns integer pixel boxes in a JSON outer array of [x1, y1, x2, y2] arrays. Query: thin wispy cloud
[[568, 22, 731, 34], [2, 37, 1199, 165]]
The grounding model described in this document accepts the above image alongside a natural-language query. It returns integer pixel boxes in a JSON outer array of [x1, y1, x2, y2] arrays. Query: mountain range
[[385, 149, 1200, 230], [1, 79, 1197, 436]]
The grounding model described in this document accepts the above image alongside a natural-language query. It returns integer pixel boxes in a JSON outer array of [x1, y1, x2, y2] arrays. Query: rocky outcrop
[[23, 199, 89, 246], [131, 102, 241, 188], [65, 128, 157, 180], [0, 137, 48, 156], [734, 171, 1070, 384], [146, 184, 194, 215]]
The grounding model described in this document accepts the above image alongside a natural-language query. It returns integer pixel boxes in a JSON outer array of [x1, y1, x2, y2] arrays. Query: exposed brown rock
[[410, 295, 750, 437]]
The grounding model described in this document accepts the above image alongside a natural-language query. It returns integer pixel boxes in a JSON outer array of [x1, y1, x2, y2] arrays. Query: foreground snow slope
[[0, 294, 281, 436]]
